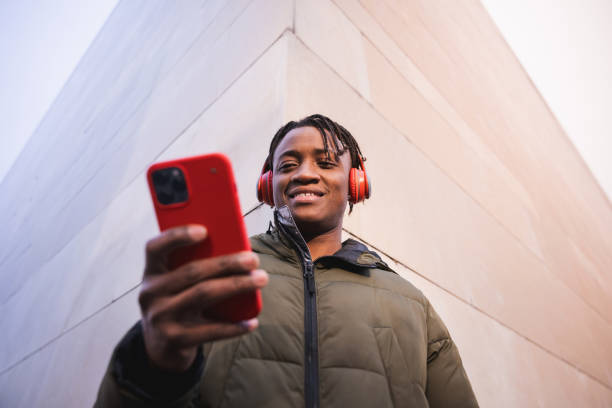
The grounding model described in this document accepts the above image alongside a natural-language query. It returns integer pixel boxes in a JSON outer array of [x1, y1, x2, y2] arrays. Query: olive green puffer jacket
[[95, 207, 478, 407]]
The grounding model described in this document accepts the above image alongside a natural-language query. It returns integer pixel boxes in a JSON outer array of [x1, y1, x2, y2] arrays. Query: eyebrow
[[276, 148, 331, 160]]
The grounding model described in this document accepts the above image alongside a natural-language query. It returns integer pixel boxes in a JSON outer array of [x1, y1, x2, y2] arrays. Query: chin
[[289, 206, 324, 224], [290, 206, 343, 235]]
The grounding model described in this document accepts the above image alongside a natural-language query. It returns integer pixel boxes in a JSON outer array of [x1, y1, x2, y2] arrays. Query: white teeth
[[295, 192, 317, 198]]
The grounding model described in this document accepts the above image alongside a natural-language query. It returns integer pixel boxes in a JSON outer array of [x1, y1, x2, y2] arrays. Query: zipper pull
[[306, 272, 315, 294], [305, 261, 315, 294]]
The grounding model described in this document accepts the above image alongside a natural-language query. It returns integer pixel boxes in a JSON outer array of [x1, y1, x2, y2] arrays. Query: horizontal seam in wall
[[342, 227, 612, 392], [0, 282, 141, 377], [0, 202, 268, 377], [1, 203, 609, 394], [311, 1, 612, 327], [0, 23, 291, 308], [42, 0, 260, 222], [475, 2, 612, 210]]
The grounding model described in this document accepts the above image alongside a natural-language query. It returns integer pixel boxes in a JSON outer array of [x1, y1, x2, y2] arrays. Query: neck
[[301, 224, 343, 260]]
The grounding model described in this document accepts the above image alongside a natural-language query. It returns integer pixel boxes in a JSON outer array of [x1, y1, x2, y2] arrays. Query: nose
[[291, 160, 320, 184]]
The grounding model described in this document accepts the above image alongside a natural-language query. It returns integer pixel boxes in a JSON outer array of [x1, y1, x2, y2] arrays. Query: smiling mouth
[[288, 191, 325, 204], [289, 192, 324, 199]]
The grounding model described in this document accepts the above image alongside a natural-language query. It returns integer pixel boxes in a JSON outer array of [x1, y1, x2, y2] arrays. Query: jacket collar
[[259, 206, 394, 274], [274, 206, 312, 264]]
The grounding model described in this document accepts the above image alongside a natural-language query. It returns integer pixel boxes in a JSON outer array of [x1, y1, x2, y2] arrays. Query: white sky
[[0, 0, 118, 182], [481, 0, 612, 203], [0, 0, 610, 204]]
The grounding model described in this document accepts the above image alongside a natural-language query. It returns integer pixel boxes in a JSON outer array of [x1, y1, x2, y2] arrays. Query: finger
[[165, 270, 268, 314], [168, 319, 259, 348], [146, 252, 260, 296], [145, 225, 207, 272], [140, 252, 259, 307]]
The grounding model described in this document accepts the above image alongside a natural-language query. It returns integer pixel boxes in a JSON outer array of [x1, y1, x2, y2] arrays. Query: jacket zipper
[[303, 259, 319, 408], [273, 206, 320, 407]]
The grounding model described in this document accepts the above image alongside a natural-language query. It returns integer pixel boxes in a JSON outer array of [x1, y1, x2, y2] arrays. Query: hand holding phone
[[140, 154, 266, 372]]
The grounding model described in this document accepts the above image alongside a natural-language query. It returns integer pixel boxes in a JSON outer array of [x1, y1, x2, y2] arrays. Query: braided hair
[[264, 113, 365, 213]]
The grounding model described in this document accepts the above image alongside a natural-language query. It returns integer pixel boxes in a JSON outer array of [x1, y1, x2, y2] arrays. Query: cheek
[[342, 168, 351, 194], [272, 175, 288, 206], [333, 174, 350, 198]]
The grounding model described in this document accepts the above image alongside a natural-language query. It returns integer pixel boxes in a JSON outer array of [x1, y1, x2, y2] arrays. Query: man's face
[[272, 126, 351, 235]]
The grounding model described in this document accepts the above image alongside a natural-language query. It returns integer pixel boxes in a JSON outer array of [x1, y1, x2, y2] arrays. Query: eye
[[278, 162, 297, 172], [318, 160, 336, 169]]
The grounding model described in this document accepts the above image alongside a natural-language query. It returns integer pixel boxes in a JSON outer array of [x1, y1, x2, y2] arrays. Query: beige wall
[[1, 1, 610, 406]]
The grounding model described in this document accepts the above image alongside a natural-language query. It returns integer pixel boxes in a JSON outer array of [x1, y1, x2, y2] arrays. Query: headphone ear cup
[[348, 167, 371, 204], [349, 167, 359, 204], [257, 170, 274, 206], [266, 171, 274, 205]]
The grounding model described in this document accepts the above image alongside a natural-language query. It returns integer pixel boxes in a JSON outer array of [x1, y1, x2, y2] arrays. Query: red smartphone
[[146, 153, 262, 322]]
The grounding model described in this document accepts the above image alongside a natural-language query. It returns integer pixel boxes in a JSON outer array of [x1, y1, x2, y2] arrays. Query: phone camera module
[[152, 167, 189, 205]]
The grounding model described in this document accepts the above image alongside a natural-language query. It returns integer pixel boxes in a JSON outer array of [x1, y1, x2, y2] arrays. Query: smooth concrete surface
[[0, 289, 140, 407], [334, 0, 612, 321], [343, 230, 612, 407], [2, 1, 611, 406], [0, 206, 274, 408], [356, 0, 612, 319], [0, 0, 292, 304], [0, 32, 288, 372], [283, 32, 612, 388]]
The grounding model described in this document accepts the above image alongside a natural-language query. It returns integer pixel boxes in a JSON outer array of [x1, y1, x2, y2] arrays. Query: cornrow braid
[[265, 113, 365, 213]]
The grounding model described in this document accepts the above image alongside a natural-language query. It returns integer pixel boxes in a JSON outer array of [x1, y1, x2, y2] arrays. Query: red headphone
[[256, 155, 371, 206]]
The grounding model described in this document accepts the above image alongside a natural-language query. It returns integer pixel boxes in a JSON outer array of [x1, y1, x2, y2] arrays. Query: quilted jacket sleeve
[[424, 301, 479, 408], [93, 322, 204, 408]]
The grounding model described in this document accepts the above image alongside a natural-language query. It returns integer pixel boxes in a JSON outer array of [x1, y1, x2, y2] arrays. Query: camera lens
[[152, 170, 170, 186], [172, 178, 186, 191], [152, 167, 189, 205], [158, 191, 174, 205]]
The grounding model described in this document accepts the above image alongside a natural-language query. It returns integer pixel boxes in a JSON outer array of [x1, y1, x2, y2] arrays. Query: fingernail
[[188, 225, 207, 240], [239, 318, 258, 331], [250, 269, 268, 285]]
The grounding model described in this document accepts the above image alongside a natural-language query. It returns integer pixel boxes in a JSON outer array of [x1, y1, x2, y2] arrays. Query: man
[[96, 114, 479, 407]]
